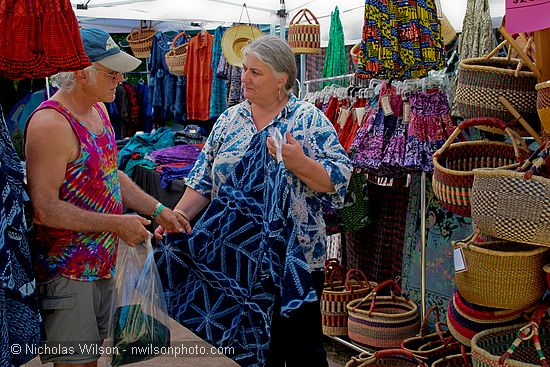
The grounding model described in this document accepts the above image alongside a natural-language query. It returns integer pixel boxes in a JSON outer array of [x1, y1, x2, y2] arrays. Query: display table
[[131, 165, 185, 209]]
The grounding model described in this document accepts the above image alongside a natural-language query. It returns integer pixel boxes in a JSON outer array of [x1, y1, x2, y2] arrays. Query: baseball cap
[[80, 28, 141, 73]]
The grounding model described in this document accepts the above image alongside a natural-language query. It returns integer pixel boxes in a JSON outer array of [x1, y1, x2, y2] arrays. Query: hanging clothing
[[356, 0, 446, 80], [216, 53, 243, 107], [322, 6, 348, 87], [155, 131, 317, 367], [458, 0, 495, 59], [149, 32, 179, 123], [0, 107, 43, 366], [209, 26, 228, 118], [184, 32, 214, 121], [0, 0, 90, 80]]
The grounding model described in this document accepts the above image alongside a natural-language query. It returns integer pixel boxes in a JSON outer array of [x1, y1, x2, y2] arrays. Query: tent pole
[[45, 77, 51, 99], [279, 0, 286, 40], [300, 54, 305, 99], [420, 171, 427, 320]]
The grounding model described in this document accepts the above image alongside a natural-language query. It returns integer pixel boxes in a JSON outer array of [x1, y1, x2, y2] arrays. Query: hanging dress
[[155, 131, 316, 367]]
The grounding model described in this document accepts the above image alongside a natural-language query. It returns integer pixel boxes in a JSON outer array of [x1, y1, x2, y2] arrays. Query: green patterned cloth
[[339, 172, 371, 232], [322, 6, 348, 88]]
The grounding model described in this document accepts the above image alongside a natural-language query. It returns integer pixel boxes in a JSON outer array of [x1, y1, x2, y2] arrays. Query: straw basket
[[432, 117, 530, 218], [347, 280, 420, 350], [288, 8, 321, 54], [471, 167, 550, 248], [165, 32, 190, 76], [536, 80, 550, 134], [471, 302, 550, 367], [321, 268, 374, 336], [447, 290, 536, 347], [345, 350, 427, 367], [431, 351, 471, 367], [126, 23, 156, 59], [455, 27, 539, 123], [452, 233, 549, 310]]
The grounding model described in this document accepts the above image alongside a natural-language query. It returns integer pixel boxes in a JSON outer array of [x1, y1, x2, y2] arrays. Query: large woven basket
[[471, 302, 550, 367], [536, 80, 550, 134], [471, 167, 550, 248], [165, 32, 190, 76], [126, 23, 156, 59], [447, 290, 536, 347], [347, 280, 420, 350], [322, 268, 374, 336], [431, 351, 472, 367], [345, 350, 427, 367], [452, 233, 549, 310], [288, 8, 321, 54], [432, 117, 530, 218]]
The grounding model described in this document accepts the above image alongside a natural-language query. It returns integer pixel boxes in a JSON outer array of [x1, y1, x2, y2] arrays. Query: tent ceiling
[[72, 0, 506, 46]]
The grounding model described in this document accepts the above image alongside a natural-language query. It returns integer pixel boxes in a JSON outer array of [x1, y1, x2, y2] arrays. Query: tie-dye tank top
[[30, 100, 122, 283]]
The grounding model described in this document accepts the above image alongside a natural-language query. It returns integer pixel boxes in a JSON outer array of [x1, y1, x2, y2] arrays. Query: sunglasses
[[93, 67, 122, 81]]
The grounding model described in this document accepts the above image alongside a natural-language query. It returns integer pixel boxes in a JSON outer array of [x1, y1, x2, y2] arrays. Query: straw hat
[[441, 14, 457, 46], [222, 24, 263, 67]]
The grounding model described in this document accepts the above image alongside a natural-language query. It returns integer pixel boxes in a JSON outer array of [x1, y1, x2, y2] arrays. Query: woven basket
[[126, 23, 156, 59], [471, 167, 550, 247], [345, 349, 427, 367], [401, 305, 461, 363], [288, 8, 321, 54], [322, 268, 375, 336], [165, 32, 190, 76], [452, 233, 549, 310], [432, 117, 530, 218], [347, 280, 420, 350], [447, 290, 535, 347], [431, 351, 472, 367], [471, 302, 550, 367], [536, 80, 550, 134]]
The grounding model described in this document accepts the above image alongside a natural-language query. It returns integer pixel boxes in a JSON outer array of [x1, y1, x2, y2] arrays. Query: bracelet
[[173, 208, 189, 221], [152, 202, 166, 220]]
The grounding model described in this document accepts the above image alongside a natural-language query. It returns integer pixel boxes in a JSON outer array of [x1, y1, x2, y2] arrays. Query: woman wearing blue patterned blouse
[[156, 35, 352, 366]]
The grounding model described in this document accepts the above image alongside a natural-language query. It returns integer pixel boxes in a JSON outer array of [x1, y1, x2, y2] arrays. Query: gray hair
[[51, 66, 98, 91], [243, 35, 297, 95]]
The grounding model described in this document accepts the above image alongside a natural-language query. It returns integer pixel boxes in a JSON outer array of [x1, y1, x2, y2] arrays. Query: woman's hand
[[266, 132, 306, 170]]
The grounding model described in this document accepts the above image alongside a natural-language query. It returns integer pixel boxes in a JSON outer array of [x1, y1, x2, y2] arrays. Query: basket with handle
[[321, 267, 375, 336], [536, 80, 550, 134], [345, 349, 428, 367], [401, 305, 461, 364], [471, 141, 550, 247], [126, 20, 156, 59], [165, 31, 190, 76], [455, 26, 539, 123], [432, 117, 530, 217], [431, 346, 472, 367], [471, 300, 550, 367], [288, 8, 321, 54], [346, 280, 420, 350]]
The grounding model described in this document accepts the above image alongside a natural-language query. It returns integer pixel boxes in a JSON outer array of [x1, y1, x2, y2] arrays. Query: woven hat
[[222, 24, 263, 67], [441, 14, 457, 46]]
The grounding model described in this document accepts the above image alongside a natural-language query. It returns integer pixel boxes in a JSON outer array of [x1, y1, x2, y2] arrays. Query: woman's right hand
[[154, 225, 166, 240]]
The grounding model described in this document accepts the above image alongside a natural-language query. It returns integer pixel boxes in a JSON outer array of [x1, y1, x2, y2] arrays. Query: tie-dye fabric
[[185, 95, 352, 270], [30, 100, 122, 283]]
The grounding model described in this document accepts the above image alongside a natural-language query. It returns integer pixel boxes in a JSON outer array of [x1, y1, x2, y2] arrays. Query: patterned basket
[[431, 351, 472, 367], [321, 267, 374, 336], [126, 23, 156, 59], [447, 290, 535, 347], [347, 280, 420, 350], [165, 32, 190, 77], [288, 8, 321, 54], [471, 302, 550, 367], [432, 117, 530, 218], [471, 166, 550, 248], [452, 233, 549, 310], [401, 305, 461, 363], [536, 80, 550, 134], [345, 349, 427, 367]]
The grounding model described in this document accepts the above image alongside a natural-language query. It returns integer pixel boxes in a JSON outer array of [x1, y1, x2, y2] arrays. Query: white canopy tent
[[72, 0, 506, 47]]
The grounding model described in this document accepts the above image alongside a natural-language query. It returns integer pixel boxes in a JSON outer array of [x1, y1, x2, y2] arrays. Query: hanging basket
[[288, 8, 321, 54], [432, 117, 530, 217], [347, 280, 420, 350], [536, 80, 550, 134], [126, 21, 156, 59], [165, 32, 190, 76]]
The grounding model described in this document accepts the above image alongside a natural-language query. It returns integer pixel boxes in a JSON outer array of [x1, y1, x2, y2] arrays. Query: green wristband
[[152, 202, 166, 220]]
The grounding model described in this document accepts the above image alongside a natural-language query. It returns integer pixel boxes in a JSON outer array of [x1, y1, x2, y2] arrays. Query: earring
[[278, 88, 282, 102]]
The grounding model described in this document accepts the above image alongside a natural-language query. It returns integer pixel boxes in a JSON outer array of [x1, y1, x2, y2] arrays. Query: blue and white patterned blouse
[[186, 95, 352, 270]]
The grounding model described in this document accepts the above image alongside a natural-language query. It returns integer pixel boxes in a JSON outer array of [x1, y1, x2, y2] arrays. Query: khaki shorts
[[38, 276, 114, 364]]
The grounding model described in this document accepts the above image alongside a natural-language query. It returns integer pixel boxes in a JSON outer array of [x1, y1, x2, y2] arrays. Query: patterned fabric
[[210, 26, 227, 118], [401, 174, 472, 327], [184, 32, 214, 121], [339, 171, 371, 232], [0, 0, 91, 80], [185, 95, 352, 270], [30, 100, 123, 283], [322, 6, 348, 87], [356, 0, 446, 80], [0, 108, 43, 366], [155, 131, 317, 367], [458, 0, 495, 59]]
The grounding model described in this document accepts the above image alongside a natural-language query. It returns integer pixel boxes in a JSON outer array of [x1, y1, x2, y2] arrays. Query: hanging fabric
[[210, 26, 228, 118], [458, 0, 495, 59], [184, 31, 214, 121], [155, 131, 316, 367], [322, 6, 348, 87], [0, 0, 91, 80]]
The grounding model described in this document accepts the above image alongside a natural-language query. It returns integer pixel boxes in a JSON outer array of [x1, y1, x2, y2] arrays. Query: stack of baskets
[[288, 8, 321, 54], [126, 21, 156, 59], [165, 32, 190, 76]]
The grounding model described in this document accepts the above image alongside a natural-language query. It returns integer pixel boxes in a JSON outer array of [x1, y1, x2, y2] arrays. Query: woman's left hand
[[266, 132, 307, 171]]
